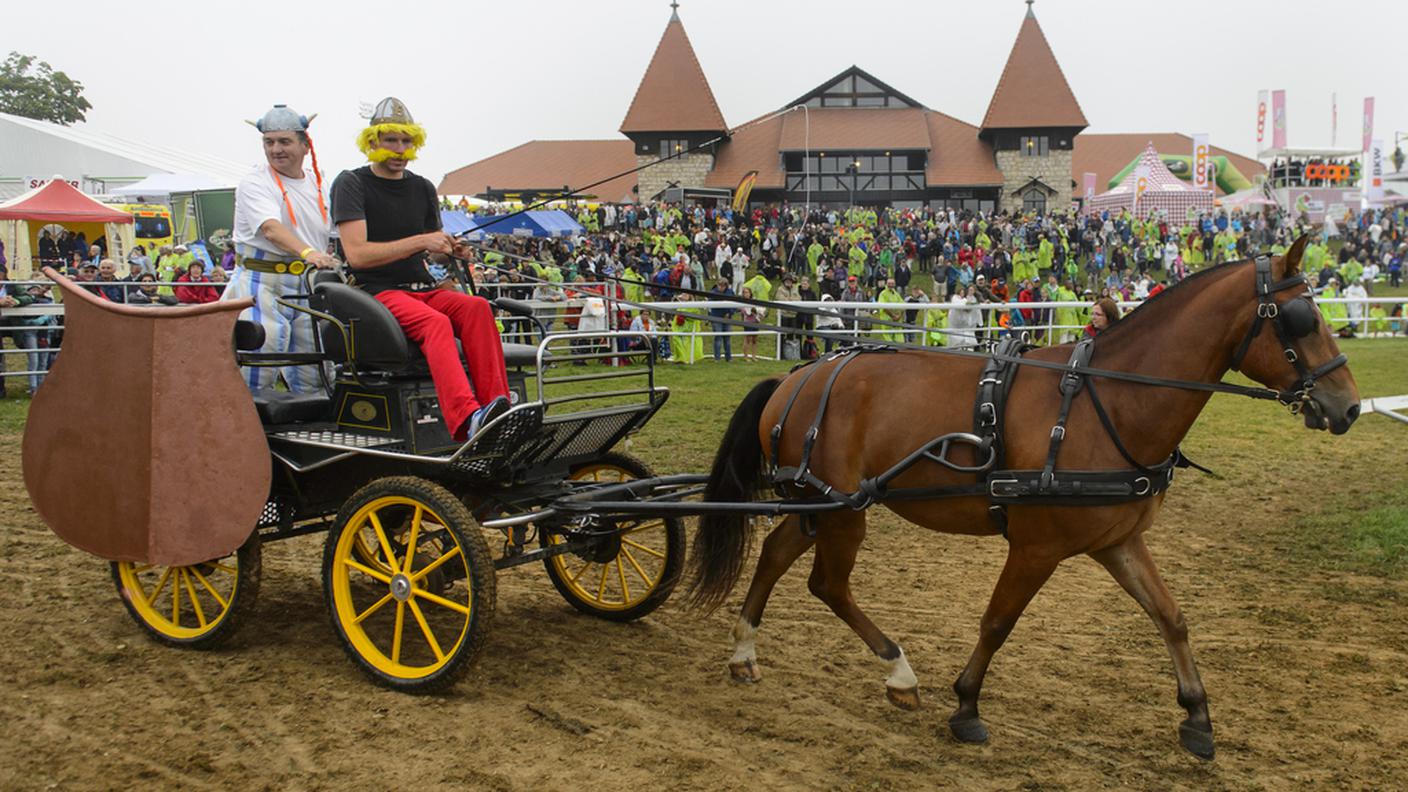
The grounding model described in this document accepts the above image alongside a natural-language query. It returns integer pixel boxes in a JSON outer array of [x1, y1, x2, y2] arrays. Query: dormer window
[[1021, 135, 1049, 157]]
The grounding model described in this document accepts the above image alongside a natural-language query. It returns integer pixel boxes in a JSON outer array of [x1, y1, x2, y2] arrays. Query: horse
[[687, 238, 1359, 759]]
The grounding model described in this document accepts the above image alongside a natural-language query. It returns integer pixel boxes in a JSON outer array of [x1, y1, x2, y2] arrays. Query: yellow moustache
[[368, 146, 418, 163]]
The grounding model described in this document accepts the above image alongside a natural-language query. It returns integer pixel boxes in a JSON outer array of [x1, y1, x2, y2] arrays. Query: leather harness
[[764, 255, 1343, 539]]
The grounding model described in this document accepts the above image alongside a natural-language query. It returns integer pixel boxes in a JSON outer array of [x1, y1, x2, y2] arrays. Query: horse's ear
[[1282, 235, 1310, 277]]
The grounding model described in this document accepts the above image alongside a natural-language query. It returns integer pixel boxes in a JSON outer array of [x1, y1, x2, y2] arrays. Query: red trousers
[[375, 289, 509, 440]]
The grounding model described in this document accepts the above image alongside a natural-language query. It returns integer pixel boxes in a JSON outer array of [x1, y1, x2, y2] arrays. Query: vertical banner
[[731, 170, 759, 211], [1331, 92, 1338, 147], [1133, 164, 1150, 213], [1082, 172, 1096, 202], [1256, 90, 1269, 152], [1365, 139, 1384, 203], [1271, 89, 1287, 149], [1362, 97, 1375, 153], [1191, 134, 1211, 191]]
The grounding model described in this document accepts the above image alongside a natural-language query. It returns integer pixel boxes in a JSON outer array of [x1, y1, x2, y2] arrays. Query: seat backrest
[[311, 282, 413, 368]]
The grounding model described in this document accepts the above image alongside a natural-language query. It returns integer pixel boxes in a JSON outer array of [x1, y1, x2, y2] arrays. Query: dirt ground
[[2, 397, 1407, 791]]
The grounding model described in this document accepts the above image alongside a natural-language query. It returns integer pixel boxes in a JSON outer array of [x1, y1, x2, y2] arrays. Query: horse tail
[[687, 376, 783, 612]]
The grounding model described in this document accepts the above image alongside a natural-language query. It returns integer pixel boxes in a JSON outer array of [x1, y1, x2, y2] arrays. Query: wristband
[[299, 247, 315, 259]]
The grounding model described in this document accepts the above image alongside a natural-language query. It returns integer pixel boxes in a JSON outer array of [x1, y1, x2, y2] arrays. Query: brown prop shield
[[22, 268, 272, 566]]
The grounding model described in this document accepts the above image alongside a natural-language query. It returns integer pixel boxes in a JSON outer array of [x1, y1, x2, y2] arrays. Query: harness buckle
[[988, 478, 1020, 498], [979, 402, 997, 426], [1284, 348, 1298, 364], [1258, 302, 1279, 319], [1050, 425, 1065, 441], [1133, 476, 1151, 496]]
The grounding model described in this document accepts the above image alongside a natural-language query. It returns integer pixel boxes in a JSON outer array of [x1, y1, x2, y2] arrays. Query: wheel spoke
[[391, 601, 406, 664], [621, 546, 657, 589], [596, 562, 609, 602], [131, 564, 152, 573], [189, 567, 229, 610], [353, 591, 395, 624], [617, 558, 630, 603], [568, 558, 593, 584], [402, 506, 424, 575], [410, 546, 461, 583], [368, 511, 400, 572], [342, 557, 393, 584], [621, 538, 666, 559], [181, 569, 208, 628], [211, 562, 236, 574], [620, 520, 665, 536], [148, 567, 174, 604], [406, 598, 445, 662], [413, 587, 471, 616], [171, 568, 181, 626]]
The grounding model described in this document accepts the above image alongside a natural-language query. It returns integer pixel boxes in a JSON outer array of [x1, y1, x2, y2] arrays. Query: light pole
[[846, 158, 861, 207]]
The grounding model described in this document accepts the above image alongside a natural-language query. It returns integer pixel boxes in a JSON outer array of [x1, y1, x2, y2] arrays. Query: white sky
[[7, 0, 1406, 184]]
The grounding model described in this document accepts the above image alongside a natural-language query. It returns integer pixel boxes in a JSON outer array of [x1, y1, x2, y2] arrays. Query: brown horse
[[688, 238, 1359, 759]]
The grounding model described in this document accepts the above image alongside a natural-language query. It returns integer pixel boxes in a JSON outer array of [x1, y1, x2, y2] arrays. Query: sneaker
[[463, 396, 510, 442]]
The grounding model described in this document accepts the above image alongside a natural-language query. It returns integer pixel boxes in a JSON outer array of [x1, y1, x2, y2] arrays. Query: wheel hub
[[390, 573, 413, 602]]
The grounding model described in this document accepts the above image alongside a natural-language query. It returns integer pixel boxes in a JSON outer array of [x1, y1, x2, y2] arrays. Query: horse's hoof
[[886, 685, 921, 711], [949, 716, 989, 744], [728, 659, 762, 684], [1178, 723, 1215, 761]]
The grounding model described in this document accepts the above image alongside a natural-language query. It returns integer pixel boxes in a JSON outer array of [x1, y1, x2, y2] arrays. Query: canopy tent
[[109, 173, 230, 199], [0, 180, 134, 277], [1086, 143, 1213, 221], [1107, 152, 1254, 195], [441, 209, 584, 240]]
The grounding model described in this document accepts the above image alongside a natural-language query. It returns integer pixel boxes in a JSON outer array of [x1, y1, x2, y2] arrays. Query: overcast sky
[[8, 0, 1406, 185]]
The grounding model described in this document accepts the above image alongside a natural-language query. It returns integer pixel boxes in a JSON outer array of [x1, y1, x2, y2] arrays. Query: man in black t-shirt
[[330, 97, 511, 442]]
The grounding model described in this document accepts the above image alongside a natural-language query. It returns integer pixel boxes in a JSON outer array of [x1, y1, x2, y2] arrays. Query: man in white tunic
[[222, 104, 338, 393]]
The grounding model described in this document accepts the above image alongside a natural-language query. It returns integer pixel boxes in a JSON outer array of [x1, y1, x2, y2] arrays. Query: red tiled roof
[[619, 17, 727, 134], [437, 140, 638, 203], [703, 112, 787, 190], [925, 112, 1002, 186], [1072, 133, 1265, 197], [981, 10, 1087, 131], [777, 107, 931, 150]]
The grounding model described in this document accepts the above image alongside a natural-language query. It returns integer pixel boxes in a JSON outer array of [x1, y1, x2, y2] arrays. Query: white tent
[[110, 173, 231, 198]]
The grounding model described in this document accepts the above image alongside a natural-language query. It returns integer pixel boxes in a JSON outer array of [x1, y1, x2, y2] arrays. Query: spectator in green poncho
[[847, 242, 867, 281], [1319, 281, 1349, 332], [668, 293, 706, 364], [923, 294, 948, 346], [1037, 237, 1054, 273], [1054, 281, 1080, 343], [876, 277, 905, 343]]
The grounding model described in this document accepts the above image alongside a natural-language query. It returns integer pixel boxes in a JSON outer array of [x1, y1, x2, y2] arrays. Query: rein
[[466, 247, 1307, 406]]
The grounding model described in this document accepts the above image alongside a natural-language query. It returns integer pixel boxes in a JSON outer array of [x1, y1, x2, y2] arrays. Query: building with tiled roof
[[440, 2, 1262, 212]]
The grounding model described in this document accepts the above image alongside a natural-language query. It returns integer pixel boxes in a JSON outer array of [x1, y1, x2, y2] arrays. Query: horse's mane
[[1093, 257, 1254, 346]]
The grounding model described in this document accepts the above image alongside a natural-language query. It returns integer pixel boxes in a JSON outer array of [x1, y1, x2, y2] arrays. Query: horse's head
[[1232, 236, 1360, 434]]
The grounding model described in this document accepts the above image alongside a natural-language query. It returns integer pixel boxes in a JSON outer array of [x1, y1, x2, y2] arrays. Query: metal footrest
[[449, 404, 545, 478], [269, 429, 405, 451]]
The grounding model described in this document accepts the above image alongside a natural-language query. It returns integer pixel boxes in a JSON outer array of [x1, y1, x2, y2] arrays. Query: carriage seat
[[310, 282, 543, 373], [252, 390, 332, 425]]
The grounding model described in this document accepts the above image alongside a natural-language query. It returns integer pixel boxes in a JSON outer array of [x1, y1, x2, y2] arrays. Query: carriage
[[22, 267, 687, 692]]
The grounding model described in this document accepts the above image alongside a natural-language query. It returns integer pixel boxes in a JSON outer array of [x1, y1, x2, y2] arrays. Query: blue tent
[[441, 209, 584, 240]]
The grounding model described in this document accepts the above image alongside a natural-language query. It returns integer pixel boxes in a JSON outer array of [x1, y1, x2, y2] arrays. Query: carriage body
[[22, 267, 682, 691]]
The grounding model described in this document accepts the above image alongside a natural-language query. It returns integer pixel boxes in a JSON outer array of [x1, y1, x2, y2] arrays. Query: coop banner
[[1271, 90, 1287, 150], [1191, 134, 1211, 191]]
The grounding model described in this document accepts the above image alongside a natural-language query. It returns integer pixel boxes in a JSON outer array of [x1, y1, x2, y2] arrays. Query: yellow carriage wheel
[[543, 453, 684, 622], [324, 476, 495, 693], [110, 532, 261, 649]]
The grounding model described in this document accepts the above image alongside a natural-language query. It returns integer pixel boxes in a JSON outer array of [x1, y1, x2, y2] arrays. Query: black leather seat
[[311, 282, 543, 373], [253, 390, 331, 424]]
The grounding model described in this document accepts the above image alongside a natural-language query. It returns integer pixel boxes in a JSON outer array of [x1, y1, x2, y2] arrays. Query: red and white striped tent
[[1086, 142, 1213, 221]]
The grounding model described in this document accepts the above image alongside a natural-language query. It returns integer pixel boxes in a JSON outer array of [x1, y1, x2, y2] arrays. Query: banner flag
[[1271, 90, 1287, 150], [1256, 90, 1269, 152], [1082, 172, 1096, 202], [1133, 164, 1150, 213], [731, 170, 759, 212], [1192, 134, 1211, 191], [1331, 93, 1338, 147], [1366, 139, 1384, 202], [1362, 97, 1374, 153]]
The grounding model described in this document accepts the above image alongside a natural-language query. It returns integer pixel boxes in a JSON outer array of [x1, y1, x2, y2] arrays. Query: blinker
[[1278, 297, 1318, 339]]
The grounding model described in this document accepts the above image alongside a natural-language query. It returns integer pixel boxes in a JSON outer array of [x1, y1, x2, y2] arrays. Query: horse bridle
[[1229, 255, 1348, 413]]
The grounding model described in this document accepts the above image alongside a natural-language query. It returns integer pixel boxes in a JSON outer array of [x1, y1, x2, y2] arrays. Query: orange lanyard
[[269, 166, 327, 230]]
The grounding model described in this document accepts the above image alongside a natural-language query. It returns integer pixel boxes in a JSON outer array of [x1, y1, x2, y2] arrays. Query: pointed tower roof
[[619, 7, 728, 135], [980, 2, 1087, 133]]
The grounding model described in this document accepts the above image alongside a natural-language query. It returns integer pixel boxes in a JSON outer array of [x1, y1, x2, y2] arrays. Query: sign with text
[[1365, 139, 1384, 202], [1362, 97, 1374, 153], [25, 176, 81, 191], [1192, 134, 1211, 190], [1256, 90, 1268, 152], [1082, 172, 1096, 202], [1271, 90, 1287, 149]]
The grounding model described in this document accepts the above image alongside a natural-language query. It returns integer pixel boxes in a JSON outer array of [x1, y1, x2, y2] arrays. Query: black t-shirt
[[330, 165, 440, 294]]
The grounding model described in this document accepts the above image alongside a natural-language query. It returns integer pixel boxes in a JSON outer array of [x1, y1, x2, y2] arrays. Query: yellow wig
[[357, 122, 427, 162]]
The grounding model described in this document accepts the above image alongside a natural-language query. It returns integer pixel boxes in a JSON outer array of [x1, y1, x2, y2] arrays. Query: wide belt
[[238, 256, 308, 275]]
